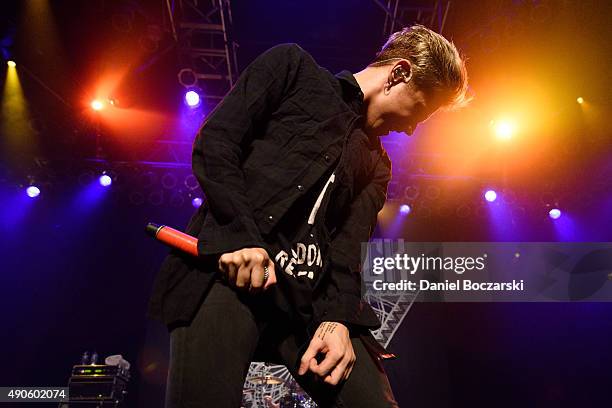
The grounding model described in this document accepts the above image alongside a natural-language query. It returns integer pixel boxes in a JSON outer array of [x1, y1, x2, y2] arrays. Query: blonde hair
[[372, 24, 470, 109]]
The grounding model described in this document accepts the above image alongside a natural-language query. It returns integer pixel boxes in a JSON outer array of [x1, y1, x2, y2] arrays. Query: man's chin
[[367, 127, 392, 138], [363, 122, 393, 137]]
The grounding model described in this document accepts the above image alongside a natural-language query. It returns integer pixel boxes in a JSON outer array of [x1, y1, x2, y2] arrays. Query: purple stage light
[[99, 174, 112, 187], [26, 186, 40, 198], [192, 197, 203, 208], [549, 208, 562, 219], [484, 190, 497, 202], [185, 90, 201, 107], [399, 204, 411, 215]]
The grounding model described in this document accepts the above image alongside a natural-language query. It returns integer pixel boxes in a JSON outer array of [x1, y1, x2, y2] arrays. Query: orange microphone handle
[[146, 223, 199, 257]]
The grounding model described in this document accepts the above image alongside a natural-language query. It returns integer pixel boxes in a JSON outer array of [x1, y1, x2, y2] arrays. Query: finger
[[327, 350, 351, 384], [312, 349, 343, 377], [343, 354, 355, 382], [218, 254, 230, 274], [249, 262, 265, 294], [225, 260, 238, 284], [235, 264, 251, 291], [309, 354, 322, 373], [324, 357, 349, 385], [263, 260, 277, 290], [298, 338, 324, 376], [249, 250, 265, 265]]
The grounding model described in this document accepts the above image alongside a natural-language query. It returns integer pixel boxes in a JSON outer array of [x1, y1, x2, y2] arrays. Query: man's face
[[365, 74, 442, 137]]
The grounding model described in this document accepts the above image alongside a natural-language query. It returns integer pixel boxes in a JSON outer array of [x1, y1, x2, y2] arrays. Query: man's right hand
[[218, 247, 277, 294]]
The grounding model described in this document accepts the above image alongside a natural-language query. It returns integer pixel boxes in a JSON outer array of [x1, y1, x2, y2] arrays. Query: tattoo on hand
[[317, 322, 338, 341]]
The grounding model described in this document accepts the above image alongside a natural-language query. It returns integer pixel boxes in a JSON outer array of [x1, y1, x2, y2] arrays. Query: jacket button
[[297, 184, 304, 191], [267, 215, 274, 222], [324, 154, 330, 162]]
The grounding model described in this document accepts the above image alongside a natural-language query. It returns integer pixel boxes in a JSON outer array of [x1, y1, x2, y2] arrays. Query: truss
[[374, 0, 452, 38], [166, 0, 239, 106]]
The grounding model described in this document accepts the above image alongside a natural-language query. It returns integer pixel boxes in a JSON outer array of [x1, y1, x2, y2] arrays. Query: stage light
[[403, 185, 419, 200], [399, 204, 411, 215], [549, 208, 561, 220], [7, 60, 16, 68], [91, 99, 104, 111], [161, 173, 177, 189], [99, 174, 112, 187], [2, 57, 35, 152], [192, 197, 203, 208], [492, 120, 516, 140], [185, 91, 201, 107], [184, 174, 199, 190], [26, 186, 40, 198], [576, 97, 584, 104], [178, 68, 198, 88], [484, 190, 497, 202]]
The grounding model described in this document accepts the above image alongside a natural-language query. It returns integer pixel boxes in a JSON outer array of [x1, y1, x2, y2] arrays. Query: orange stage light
[[90, 99, 104, 111], [491, 119, 516, 140]]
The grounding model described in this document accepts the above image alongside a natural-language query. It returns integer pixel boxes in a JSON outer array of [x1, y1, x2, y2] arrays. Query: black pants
[[165, 277, 399, 408]]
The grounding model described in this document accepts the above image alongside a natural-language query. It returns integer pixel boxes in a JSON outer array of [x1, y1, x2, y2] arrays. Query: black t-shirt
[[263, 156, 339, 324]]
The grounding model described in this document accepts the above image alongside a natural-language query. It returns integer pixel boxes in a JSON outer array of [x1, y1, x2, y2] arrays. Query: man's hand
[[218, 247, 277, 294], [298, 322, 356, 386]]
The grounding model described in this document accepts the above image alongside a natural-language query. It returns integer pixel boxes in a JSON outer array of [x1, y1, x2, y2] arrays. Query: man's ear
[[388, 60, 412, 85]]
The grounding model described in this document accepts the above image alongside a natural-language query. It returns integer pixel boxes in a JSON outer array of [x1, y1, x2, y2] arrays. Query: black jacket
[[147, 43, 394, 359]]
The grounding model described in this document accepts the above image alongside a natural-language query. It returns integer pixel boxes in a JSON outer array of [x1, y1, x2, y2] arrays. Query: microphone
[[145, 223, 198, 257], [146, 222, 273, 288]]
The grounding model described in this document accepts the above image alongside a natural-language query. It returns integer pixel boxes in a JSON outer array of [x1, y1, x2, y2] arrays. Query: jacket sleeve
[[192, 44, 302, 256], [319, 149, 392, 329]]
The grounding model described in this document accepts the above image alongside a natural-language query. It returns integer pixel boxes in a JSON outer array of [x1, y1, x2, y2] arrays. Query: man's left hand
[[298, 321, 356, 385]]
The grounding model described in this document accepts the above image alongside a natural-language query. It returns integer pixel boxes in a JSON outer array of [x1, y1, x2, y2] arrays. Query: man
[[148, 24, 468, 408]]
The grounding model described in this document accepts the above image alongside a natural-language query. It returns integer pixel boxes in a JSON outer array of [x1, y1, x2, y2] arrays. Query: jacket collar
[[335, 70, 364, 106]]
